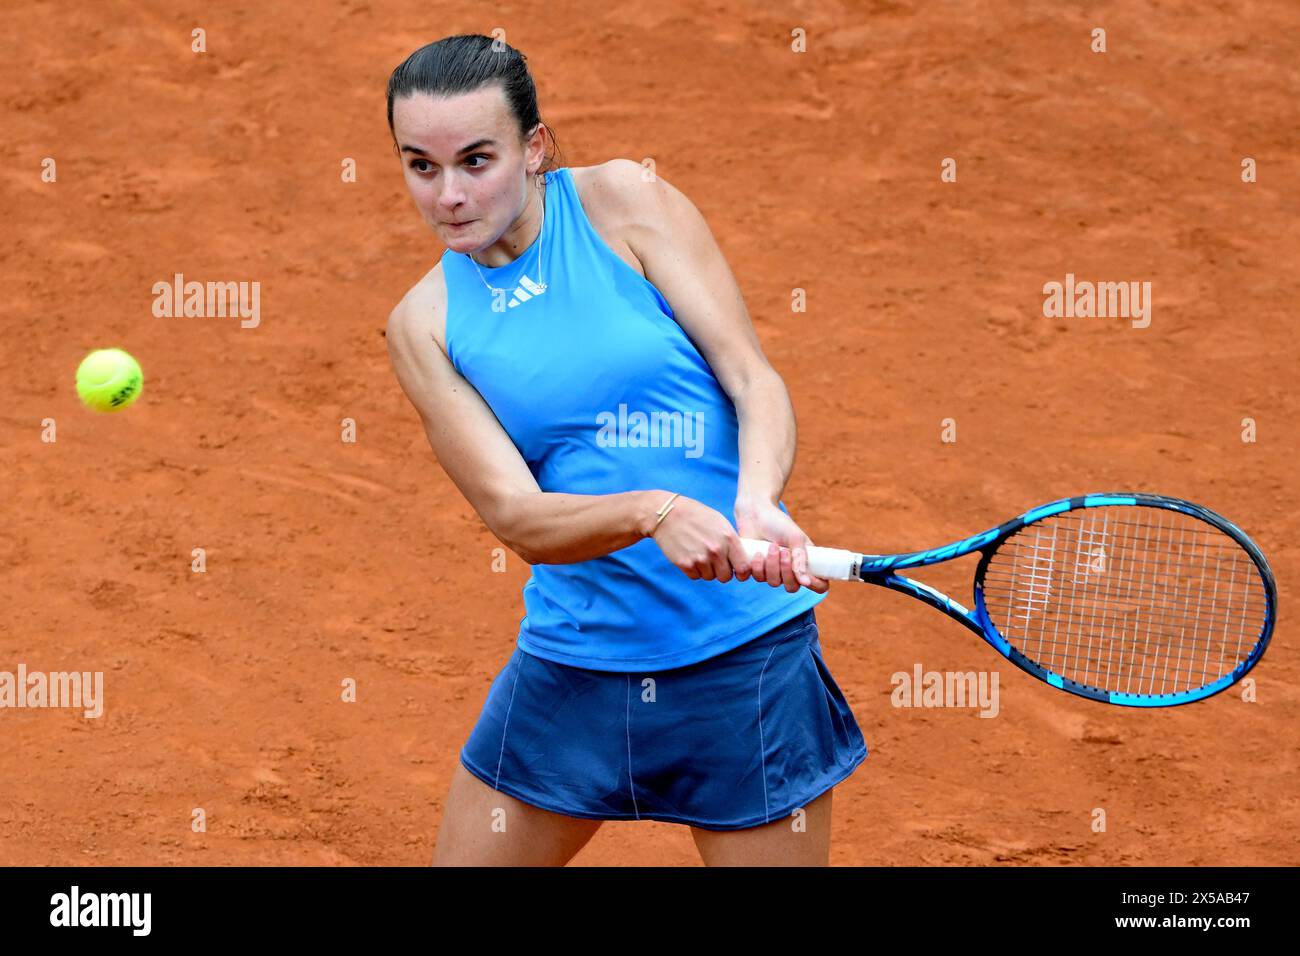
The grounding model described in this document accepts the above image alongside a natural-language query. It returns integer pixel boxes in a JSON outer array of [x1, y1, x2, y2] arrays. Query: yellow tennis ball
[[76, 348, 144, 413]]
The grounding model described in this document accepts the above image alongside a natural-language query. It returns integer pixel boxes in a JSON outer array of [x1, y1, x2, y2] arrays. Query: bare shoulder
[[387, 261, 450, 356], [569, 160, 655, 278], [570, 159, 660, 225]]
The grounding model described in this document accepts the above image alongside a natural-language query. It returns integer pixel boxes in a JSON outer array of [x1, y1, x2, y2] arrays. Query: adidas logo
[[507, 275, 548, 309]]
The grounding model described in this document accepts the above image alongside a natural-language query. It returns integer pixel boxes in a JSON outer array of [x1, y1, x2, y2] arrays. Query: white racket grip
[[738, 538, 862, 581]]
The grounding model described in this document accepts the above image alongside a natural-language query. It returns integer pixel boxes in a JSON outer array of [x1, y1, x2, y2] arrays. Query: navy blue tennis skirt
[[459, 608, 868, 831]]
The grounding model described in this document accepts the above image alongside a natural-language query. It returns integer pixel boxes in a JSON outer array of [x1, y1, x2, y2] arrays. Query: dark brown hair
[[386, 34, 562, 170]]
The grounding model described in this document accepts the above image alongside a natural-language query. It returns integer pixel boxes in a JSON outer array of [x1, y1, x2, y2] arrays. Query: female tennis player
[[384, 35, 867, 866]]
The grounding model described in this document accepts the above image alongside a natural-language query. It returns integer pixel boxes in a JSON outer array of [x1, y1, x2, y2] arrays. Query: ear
[[526, 123, 548, 172]]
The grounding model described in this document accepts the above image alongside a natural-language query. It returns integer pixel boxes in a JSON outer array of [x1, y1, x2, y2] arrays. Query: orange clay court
[[1, 1, 1297, 865]]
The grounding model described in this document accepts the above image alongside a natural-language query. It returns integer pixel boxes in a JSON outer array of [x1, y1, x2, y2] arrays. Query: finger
[[698, 558, 716, 581], [733, 548, 754, 580], [712, 549, 733, 583], [792, 546, 812, 588], [779, 546, 799, 592], [764, 543, 782, 587], [725, 539, 750, 582]]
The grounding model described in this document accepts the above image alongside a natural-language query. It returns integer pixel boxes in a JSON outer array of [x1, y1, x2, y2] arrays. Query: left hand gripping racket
[[741, 493, 1277, 707]]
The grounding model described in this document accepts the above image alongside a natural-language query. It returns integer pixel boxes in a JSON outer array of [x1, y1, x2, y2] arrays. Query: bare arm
[[599, 159, 824, 590], [385, 278, 669, 566], [604, 161, 799, 511], [732, 371, 798, 509]]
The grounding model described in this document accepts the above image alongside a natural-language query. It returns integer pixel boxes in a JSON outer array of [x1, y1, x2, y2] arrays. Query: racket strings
[[981, 507, 1268, 697]]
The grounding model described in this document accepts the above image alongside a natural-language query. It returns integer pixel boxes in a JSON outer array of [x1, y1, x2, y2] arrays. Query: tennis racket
[[740, 493, 1276, 707]]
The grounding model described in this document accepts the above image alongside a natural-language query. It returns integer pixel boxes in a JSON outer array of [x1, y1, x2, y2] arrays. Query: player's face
[[391, 85, 540, 254]]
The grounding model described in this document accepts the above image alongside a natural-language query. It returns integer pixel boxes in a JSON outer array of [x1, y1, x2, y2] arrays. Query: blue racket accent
[[1082, 494, 1137, 507], [1022, 500, 1073, 523], [849, 493, 1276, 708]]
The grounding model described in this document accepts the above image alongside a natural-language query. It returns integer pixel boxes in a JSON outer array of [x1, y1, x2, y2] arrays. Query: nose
[[436, 172, 469, 214]]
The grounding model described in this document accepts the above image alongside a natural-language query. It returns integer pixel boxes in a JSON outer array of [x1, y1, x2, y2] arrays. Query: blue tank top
[[442, 166, 825, 671]]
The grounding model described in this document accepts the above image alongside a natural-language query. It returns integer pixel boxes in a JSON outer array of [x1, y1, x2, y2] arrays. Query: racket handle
[[738, 537, 862, 581]]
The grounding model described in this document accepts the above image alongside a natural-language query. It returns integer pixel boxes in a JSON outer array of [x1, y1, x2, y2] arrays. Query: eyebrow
[[399, 138, 498, 157]]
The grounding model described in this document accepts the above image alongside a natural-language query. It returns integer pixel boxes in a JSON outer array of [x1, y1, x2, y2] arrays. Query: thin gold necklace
[[468, 177, 547, 297]]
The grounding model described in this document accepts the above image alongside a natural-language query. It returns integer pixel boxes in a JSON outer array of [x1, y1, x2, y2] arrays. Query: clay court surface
[[2, 1, 1297, 865]]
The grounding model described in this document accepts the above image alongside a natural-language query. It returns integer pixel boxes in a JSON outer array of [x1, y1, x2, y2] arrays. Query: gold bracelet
[[650, 492, 681, 537]]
